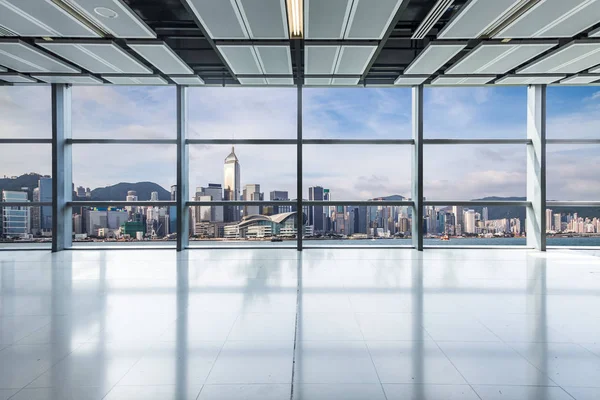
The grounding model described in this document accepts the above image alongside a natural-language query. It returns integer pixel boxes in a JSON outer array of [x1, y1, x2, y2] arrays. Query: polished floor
[[0, 248, 599, 400]]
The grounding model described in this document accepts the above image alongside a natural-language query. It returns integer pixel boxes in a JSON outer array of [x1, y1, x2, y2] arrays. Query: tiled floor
[[1, 248, 600, 399]]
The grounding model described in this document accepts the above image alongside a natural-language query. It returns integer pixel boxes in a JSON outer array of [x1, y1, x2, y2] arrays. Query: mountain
[[372, 195, 406, 201], [90, 182, 170, 201], [0, 173, 45, 200]]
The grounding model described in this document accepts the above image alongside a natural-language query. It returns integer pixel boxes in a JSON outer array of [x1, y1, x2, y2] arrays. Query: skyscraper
[[195, 184, 223, 222], [31, 177, 52, 236], [1, 191, 30, 238], [243, 184, 263, 217], [464, 209, 476, 234], [270, 190, 291, 214], [308, 186, 324, 233], [546, 208, 553, 231], [224, 147, 241, 222]]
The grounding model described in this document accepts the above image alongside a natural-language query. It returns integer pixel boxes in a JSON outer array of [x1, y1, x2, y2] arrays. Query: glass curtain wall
[[0, 87, 52, 248]]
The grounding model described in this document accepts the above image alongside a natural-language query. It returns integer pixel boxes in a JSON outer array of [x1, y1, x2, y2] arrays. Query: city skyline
[[1, 86, 600, 201]]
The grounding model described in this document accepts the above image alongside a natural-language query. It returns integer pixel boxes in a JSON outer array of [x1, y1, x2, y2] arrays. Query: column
[[527, 85, 546, 250], [296, 84, 303, 251], [176, 86, 189, 251], [411, 85, 424, 250], [52, 84, 72, 252]]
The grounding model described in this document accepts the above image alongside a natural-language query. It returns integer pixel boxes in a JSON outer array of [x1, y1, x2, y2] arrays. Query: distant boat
[[441, 234, 450, 241], [270, 237, 283, 242]]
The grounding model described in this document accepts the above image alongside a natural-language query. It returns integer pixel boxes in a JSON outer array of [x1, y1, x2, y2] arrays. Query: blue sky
[[1, 84, 599, 201]]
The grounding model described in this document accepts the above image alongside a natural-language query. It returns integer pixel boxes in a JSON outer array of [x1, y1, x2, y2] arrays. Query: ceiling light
[[394, 75, 429, 85], [403, 42, 466, 75], [286, 0, 303, 38], [94, 7, 118, 19], [495, 74, 564, 84]]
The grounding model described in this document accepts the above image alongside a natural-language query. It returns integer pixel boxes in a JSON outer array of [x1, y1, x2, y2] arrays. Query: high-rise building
[[554, 213, 562, 233], [150, 191, 158, 201], [270, 190, 291, 214], [243, 184, 263, 216], [308, 186, 324, 233], [546, 208, 553, 231], [452, 205, 463, 234], [195, 184, 223, 222], [464, 209, 476, 234], [126, 190, 138, 215], [1, 191, 30, 238], [482, 207, 489, 223], [224, 147, 241, 222]]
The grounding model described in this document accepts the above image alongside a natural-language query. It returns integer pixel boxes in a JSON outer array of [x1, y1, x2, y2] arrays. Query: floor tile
[[477, 314, 573, 343], [158, 312, 239, 343], [355, 313, 429, 341], [293, 341, 379, 384], [511, 342, 600, 387], [298, 313, 363, 341], [422, 314, 500, 342], [118, 341, 222, 386], [228, 313, 296, 341], [103, 385, 202, 400], [367, 341, 466, 384], [383, 384, 480, 400], [563, 387, 600, 400], [0, 317, 50, 346], [206, 341, 294, 384], [198, 384, 290, 400], [292, 384, 386, 400], [436, 341, 555, 385], [0, 389, 18, 400], [8, 386, 105, 400], [472, 385, 574, 400]]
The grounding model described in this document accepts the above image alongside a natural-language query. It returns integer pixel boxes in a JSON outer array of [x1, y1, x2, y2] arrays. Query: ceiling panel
[[589, 26, 600, 37], [518, 42, 600, 74], [129, 42, 193, 75], [0, 65, 5, 72], [559, 74, 600, 84], [37, 41, 151, 74], [169, 75, 205, 85], [394, 75, 428, 85], [63, 0, 156, 38], [431, 75, 495, 85], [305, 46, 340, 74], [446, 42, 556, 75], [334, 45, 377, 75], [182, 0, 247, 39], [103, 75, 168, 85], [237, 0, 288, 39], [437, 0, 524, 39], [495, 0, 600, 39], [0, 73, 37, 83], [255, 46, 292, 75], [332, 77, 360, 85], [217, 45, 262, 75], [0, 0, 99, 37], [266, 77, 294, 85], [32, 74, 103, 84], [305, 0, 352, 39], [495, 74, 565, 85], [345, 0, 405, 39], [403, 42, 466, 75], [238, 77, 267, 85], [304, 77, 332, 85], [0, 39, 80, 73], [587, 64, 600, 73]]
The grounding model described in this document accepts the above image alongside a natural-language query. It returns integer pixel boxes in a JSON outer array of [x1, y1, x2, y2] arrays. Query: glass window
[[188, 87, 297, 139], [72, 86, 176, 139], [547, 86, 600, 139], [303, 88, 411, 139], [0, 86, 51, 139], [424, 144, 526, 201], [424, 87, 526, 139]]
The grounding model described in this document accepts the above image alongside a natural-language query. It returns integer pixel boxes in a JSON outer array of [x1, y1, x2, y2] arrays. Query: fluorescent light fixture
[[286, 0, 303, 38], [32, 74, 103, 84], [237, 0, 288, 39], [0, 39, 80, 73], [345, 0, 406, 39], [304, 77, 332, 85], [169, 75, 205, 85], [0, 73, 37, 83], [305, 0, 352, 39], [437, 0, 526, 39], [102, 75, 168, 85], [495, 74, 565, 85], [238, 77, 267, 85], [0, 0, 99, 37], [255, 45, 292, 75], [559, 74, 600, 85], [128, 42, 193, 75], [37, 40, 152, 74], [62, 0, 156, 38], [412, 0, 455, 39], [495, 0, 600, 39], [430, 75, 495, 85], [394, 75, 429, 85], [403, 42, 466, 75], [446, 42, 557, 74], [518, 41, 600, 74], [334, 45, 377, 75]]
